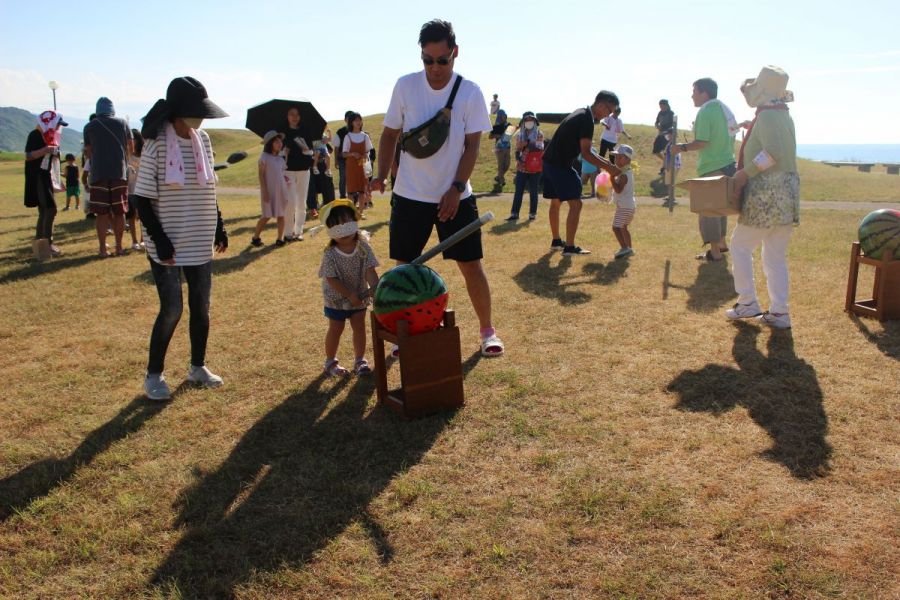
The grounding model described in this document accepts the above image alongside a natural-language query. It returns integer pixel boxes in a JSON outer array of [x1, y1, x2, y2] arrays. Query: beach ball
[[858, 208, 900, 260], [373, 264, 449, 335]]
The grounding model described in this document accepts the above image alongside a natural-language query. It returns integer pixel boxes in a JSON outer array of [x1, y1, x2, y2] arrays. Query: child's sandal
[[353, 358, 372, 375], [324, 359, 349, 377]]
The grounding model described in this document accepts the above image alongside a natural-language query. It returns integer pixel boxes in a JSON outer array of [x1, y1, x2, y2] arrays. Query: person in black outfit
[[541, 91, 622, 256], [333, 110, 354, 199], [24, 110, 68, 257], [653, 99, 675, 174]]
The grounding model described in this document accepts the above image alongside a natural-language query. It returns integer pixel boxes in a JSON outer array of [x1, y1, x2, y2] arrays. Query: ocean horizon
[[796, 144, 900, 164]]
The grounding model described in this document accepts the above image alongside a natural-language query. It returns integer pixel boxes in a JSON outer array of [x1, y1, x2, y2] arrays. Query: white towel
[[702, 98, 741, 138], [164, 123, 215, 186]]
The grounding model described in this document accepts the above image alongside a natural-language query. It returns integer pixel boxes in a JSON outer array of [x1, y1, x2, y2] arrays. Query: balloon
[[595, 172, 611, 189]]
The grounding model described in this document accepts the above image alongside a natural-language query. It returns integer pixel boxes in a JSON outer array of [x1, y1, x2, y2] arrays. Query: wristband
[[680, 143, 687, 152]]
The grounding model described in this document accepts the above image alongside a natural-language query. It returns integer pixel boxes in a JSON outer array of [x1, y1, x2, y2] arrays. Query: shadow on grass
[[0, 253, 99, 285], [513, 251, 589, 305], [150, 374, 455, 597], [664, 259, 736, 313], [581, 257, 630, 286], [849, 315, 900, 360], [489, 218, 530, 236], [130, 246, 280, 285], [667, 321, 831, 479], [0, 396, 169, 521]]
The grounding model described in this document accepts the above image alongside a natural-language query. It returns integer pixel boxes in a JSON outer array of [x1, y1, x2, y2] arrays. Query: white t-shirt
[[384, 71, 491, 203], [601, 116, 624, 143], [612, 169, 635, 210], [341, 131, 374, 154]]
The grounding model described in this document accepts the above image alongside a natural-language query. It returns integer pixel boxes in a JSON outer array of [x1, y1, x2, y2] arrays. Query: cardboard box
[[677, 175, 740, 217]]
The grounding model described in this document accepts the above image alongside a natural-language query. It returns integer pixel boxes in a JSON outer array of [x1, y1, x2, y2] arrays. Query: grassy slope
[[0, 162, 898, 597], [208, 118, 900, 203]]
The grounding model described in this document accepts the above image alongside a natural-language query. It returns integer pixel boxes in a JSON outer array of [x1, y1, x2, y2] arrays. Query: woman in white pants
[[283, 106, 314, 240], [727, 66, 799, 330]]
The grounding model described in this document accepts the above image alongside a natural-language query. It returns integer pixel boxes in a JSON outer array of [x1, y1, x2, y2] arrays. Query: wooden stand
[[371, 310, 465, 419], [845, 243, 900, 322]]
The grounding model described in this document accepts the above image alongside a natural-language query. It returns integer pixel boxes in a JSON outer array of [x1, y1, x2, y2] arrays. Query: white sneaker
[[186, 365, 224, 388], [144, 373, 172, 401], [131, 243, 143, 252], [757, 312, 792, 329], [725, 300, 763, 320]]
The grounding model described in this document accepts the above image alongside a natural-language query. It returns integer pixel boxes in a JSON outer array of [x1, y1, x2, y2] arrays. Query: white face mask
[[182, 117, 203, 129], [328, 221, 359, 240], [524, 121, 535, 130]]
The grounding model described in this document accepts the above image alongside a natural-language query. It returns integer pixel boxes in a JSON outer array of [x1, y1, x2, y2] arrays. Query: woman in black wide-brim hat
[[133, 76, 229, 401]]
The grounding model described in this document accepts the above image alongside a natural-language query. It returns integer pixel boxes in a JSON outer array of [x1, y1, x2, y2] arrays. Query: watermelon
[[858, 208, 900, 261], [373, 264, 449, 335]]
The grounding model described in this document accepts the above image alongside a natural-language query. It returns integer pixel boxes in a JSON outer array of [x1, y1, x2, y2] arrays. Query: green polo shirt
[[694, 101, 735, 176]]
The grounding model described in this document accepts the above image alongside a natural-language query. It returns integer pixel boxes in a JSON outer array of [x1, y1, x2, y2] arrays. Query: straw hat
[[742, 65, 793, 107], [261, 130, 285, 145]]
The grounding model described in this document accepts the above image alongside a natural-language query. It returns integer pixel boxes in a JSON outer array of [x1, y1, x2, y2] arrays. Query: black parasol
[[245, 99, 327, 140]]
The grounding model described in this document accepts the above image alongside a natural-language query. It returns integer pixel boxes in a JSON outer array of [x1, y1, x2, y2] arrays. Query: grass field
[[1, 151, 898, 600]]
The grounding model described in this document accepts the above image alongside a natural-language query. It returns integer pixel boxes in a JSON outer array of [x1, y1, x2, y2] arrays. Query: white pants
[[730, 223, 793, 314], [284, 170, 310, 237]]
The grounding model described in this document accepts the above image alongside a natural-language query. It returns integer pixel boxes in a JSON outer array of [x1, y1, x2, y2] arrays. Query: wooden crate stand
[[845, 242, 900, 322], [371, 309, 465, 419]]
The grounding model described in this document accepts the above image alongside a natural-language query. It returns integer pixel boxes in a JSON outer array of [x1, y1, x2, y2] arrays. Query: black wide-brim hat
[[141, 76, 228, 138]]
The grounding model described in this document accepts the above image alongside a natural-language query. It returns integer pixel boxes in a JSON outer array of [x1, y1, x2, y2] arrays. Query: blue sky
[[1, 0, 899, 143]]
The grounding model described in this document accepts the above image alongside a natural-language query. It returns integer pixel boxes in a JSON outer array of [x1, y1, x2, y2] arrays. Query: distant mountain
[[0, 106, 85, 155]]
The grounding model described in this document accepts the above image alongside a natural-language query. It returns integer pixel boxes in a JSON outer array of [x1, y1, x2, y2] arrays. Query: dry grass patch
[[0, 182, 898, 598]]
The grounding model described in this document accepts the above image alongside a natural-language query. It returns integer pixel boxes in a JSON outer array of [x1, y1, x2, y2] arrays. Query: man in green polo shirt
[[672, 77, 737, 261]]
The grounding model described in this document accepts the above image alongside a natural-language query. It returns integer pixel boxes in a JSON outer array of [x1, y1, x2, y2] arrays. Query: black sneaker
[[505, 215, 519, 222], [251, 237, 263, 248], [550, 238, 565, 251], [274, 239, 285, 247], [562, 245, 591, 256]]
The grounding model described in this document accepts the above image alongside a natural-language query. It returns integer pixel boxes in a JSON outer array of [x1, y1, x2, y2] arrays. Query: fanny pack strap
[[445, 75, 463, 110]]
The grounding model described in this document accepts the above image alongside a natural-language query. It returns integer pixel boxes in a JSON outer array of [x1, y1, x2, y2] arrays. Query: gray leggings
[[699, 163, 736, 245]]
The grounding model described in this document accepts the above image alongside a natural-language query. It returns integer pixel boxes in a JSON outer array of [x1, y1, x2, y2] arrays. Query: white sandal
[[480, 334, 505, 357], [324, 359, 349, 377]]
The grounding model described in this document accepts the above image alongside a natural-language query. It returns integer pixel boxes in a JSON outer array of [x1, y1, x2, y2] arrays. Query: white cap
[[611, 144, 634, 160]]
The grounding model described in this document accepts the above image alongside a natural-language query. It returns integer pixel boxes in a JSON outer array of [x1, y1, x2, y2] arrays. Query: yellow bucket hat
[[318, 199, 359, 226]]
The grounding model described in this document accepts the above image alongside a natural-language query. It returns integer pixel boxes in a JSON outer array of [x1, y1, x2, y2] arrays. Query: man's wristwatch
[[679, 143, 688, 152], [452, 180, 466, 193]]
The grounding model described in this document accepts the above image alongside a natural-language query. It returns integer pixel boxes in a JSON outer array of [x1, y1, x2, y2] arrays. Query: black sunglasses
[[421, 53, 452, 66]]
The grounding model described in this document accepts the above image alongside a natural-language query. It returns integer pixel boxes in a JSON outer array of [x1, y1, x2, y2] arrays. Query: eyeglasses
[[421, 53, 452, 66]]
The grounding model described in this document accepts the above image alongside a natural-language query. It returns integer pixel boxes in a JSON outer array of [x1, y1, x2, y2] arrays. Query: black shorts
[[652, 133, 670, 154], [541, 160, 582, 201], [599, 139, 616, 157], [389, 194, 483, 263]]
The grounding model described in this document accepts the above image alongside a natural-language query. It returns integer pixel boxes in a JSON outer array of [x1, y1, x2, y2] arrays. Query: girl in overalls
[[341, 113, 374, 219]]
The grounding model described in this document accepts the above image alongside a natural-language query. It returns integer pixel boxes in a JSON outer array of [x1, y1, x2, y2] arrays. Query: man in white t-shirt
[[490, 94, 500, 115], [370, 19, 504, 357]]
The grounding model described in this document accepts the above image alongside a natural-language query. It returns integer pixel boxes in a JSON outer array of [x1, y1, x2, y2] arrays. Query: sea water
[[796, 144, 900, 164]]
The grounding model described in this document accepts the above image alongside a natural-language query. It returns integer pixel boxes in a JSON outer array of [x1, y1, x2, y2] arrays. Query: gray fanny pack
[[400, 75, 463, 159]]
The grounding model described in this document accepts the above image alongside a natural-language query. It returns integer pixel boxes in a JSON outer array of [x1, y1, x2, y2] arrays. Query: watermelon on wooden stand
[[858, 209, 900, 260], [373, 264, 449, 335]]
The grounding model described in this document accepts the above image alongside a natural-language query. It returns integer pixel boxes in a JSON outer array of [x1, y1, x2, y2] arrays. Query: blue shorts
[[324, 306, 366, 321], [542, 160, 582, 201]]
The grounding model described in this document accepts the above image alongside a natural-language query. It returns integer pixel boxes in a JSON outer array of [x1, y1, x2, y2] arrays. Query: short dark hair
[[693, 78, 718, 99], [594, 90, 620, 108], [419, 19, 456, 48], [65, 153, 75, 161], [344, 110, 354, 121]]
